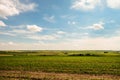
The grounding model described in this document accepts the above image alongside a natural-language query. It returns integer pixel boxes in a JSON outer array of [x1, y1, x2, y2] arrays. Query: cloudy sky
[[0, 0, 120, 50]]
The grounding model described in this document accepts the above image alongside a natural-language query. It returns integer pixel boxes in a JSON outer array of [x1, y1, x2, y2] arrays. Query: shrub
[[104, 52, 108, 53]]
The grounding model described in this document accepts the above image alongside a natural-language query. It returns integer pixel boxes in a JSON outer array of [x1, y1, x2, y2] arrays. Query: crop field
[[0, 50, 120, 80]]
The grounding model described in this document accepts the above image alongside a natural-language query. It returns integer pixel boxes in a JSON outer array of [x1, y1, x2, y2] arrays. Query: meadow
[[0, 50, 120, 80]]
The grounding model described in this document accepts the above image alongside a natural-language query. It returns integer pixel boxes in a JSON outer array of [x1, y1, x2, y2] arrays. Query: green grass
[[0, 54, 120, 75], [0, 50, 120, 56]]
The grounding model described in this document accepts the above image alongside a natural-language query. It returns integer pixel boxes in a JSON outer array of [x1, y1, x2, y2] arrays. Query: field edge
[[0, 70, 120, 80]]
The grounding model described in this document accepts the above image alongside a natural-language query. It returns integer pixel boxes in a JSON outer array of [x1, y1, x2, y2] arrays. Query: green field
[[0, 50, 120, 80]]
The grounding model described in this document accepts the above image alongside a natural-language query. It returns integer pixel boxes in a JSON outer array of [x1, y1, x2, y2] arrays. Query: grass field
[[0, 50, 120, 80]]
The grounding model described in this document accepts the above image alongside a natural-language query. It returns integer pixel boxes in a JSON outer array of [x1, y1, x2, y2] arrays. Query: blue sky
[[0, 0, 120, 50]]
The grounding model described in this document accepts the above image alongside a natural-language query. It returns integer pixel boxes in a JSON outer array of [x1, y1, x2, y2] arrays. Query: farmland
[[0, 50, 120, 80]]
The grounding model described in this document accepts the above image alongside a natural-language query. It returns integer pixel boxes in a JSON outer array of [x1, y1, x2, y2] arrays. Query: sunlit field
[[0, 50, 120, 80]]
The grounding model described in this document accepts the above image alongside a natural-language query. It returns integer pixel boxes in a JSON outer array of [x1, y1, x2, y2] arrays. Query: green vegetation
[[0, 50, 120, 79], [0, 50, 120, 56]]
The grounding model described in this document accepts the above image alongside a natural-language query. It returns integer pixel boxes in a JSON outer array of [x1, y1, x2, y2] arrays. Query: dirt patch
[[0, 70, 120, 80]]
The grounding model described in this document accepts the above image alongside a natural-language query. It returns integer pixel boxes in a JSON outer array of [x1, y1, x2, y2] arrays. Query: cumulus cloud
[[27, 25, 43, 32], [71, 0, 120, 11], [86, 22, 104, 30], [0, 25, 43, 37], [0, 21, 6, 27], [43, 15, 55, 23], [71, 0, 101, 11], [107, 0, 120, 9], [88, 23, 104, 30], [0, 0, 37, 19]]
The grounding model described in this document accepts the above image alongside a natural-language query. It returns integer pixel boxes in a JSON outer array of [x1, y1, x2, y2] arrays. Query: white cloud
[[107, 0, 120, 9], [27, 35, 58, 40], [57, 31, 66, 34], [0, 0, 37, 19], [71, 0, 120, 10], [83, 33, 89, 35], [88, 24, 104, 30], [0, 29, 32, 37], [0, 21, 6, 27], [63, 36, 120, 50], [27, 25, 43, 32], [43, 15, 55, 23], [1, 36, 120, 50], [68, 21, 76, 25], [71, 0, 101, 11], [0, 25, 43, 37], [86, 22, 104, 30], [0, 32, 15, 36], [8, 42, 15, 45], [11, 29, 33, 34]]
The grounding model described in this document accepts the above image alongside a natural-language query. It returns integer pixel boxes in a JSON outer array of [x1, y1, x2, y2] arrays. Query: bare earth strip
[[0, 71, 120, 80]]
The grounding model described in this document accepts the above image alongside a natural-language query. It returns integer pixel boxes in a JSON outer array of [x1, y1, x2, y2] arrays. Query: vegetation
[[0, 50, 120, 80]]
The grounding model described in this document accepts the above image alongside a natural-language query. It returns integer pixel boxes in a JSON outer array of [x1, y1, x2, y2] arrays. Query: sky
[[0, 0, 120, 50]]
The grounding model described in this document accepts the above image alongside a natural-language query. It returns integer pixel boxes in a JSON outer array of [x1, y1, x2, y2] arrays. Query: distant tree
[[64, 52, 68, 54], [104, 52, 108, 53]]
